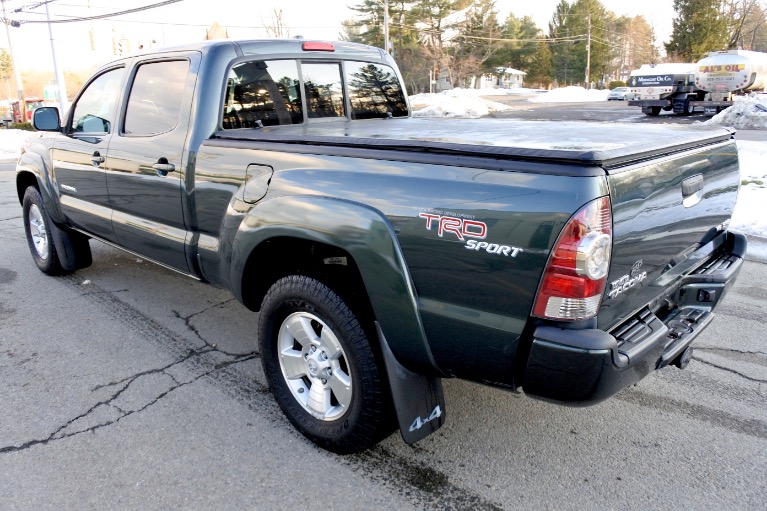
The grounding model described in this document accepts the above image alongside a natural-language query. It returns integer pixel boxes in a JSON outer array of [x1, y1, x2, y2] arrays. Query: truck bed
[[215, 118, 736, 170]]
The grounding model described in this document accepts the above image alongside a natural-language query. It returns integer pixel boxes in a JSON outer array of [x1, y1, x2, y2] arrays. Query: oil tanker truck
[[690, 49, 767, 116], [626, 63, 705, 116]]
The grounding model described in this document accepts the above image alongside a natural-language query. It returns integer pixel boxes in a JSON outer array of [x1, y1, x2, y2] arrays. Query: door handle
[[91, 155, 105, 166], [152, 162, 176, 176]]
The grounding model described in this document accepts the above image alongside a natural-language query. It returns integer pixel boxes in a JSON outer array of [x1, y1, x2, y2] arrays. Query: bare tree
[[723, 0, 767, 49], [263, 9, 290, 38]]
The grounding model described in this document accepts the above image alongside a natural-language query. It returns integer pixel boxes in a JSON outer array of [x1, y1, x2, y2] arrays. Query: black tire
[[22, 187, 65, 275], [258, 275, 396, 454], [645, 106, 661, 116]]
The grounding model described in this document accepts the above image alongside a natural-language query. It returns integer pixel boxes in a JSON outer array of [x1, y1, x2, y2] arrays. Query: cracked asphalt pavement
[[1, 160, 765, 510]]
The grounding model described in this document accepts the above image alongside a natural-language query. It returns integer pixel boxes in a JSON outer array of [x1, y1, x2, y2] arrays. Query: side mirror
[[33, 107, 61, 132]]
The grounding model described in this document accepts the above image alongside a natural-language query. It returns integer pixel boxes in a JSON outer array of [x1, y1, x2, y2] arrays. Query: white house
[[435, 67, 528, 92], [481, 67, 527, 89]]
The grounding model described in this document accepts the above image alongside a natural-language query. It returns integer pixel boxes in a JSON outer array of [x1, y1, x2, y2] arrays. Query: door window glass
[[124, 60, 189, 136], [223, 60, 302, 129], [345, 62, 408, 119], [70, 67, 125, 133], [302, 63, 345, 118]]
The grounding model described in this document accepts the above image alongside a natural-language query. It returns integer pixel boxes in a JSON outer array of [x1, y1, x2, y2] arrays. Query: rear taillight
[[533, 197, 612, 320]]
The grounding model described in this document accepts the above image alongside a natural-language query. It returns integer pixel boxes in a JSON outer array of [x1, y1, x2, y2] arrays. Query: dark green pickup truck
[[17, 39, 746, 454]]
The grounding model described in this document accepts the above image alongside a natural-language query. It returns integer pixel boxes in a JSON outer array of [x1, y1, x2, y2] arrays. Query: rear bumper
[[522, 231, 746, 405]]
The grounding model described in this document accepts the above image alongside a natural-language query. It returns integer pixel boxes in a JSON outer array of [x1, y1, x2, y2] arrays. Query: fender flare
[[16, 146, 67, 226], [230, 195, 442, 375]]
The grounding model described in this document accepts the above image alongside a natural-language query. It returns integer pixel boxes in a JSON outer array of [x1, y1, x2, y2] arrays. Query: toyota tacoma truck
[[17, 39, 746, 454]]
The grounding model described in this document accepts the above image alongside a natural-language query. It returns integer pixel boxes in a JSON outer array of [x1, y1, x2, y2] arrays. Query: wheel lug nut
[[321, 378, 327, 385], [310, 345, 317, 353], [325, 368, 332, 376]]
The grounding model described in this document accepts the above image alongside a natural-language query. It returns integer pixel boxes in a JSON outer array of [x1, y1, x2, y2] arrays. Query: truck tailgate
[[599, 138, 740, 330]]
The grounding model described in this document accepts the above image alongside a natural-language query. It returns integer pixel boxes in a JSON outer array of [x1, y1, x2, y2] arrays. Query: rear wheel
[[22, 187, 64, 275], [258, 275, 395, 454], [685, 99, 695, 115]]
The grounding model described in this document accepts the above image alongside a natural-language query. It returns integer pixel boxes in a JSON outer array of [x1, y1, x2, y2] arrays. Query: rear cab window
[[221, 58, 408, 129], [124, 60, 190, 136], [224, 60, 302, 129]]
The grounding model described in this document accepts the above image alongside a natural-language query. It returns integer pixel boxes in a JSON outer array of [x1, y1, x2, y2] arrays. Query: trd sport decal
[[418, 212, 486, 240], [417, 211, 524, 258]]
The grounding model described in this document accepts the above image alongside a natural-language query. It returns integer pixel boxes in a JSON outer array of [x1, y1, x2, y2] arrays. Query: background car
[[607, 87, 636, 101]]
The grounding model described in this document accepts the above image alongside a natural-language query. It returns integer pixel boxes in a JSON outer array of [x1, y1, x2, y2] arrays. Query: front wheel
[[258, 275, 395, 454], [22, 187, 64, 275], [645, 106, 662, 116]]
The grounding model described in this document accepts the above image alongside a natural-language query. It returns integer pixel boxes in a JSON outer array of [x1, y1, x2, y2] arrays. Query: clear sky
[[0, 0, 677, 73]]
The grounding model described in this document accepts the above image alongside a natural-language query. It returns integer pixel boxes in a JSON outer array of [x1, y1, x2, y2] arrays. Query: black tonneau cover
[[214, 118, 735, 169]]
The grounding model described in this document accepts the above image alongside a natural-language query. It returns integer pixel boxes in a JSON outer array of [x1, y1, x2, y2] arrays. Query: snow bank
[[731, 140, 767, 238], [703, 95, 767, 130], [0, 129, 32, 161], [410, 90, 511, 118]]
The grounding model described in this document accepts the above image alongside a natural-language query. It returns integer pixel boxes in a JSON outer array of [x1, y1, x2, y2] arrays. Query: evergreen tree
[[548, 0, 612, 86], [342, 0, 439, 94], [488, 15, 543, 72], [548, 1, 577, 84], [665, 0, 730, 60], [525, 41, 553, 88]]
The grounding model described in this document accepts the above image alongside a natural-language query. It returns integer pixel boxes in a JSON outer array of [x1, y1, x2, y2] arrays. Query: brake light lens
[[302, 42, 335, 52], [533, 197, 612, 320]]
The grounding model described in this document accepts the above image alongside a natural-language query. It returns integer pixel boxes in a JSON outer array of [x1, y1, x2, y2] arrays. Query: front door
[[51, 66, 125, 241]]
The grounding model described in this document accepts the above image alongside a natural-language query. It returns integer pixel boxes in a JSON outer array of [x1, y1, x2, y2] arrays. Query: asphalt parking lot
[[1, 103, 765, 510]]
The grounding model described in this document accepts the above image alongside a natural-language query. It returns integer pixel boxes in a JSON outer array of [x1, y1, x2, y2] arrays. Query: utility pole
[[383, 0, 390, 55], [45, 3, 68, 114], [585, 14, 591, 88], [1, 0, 25, 122]]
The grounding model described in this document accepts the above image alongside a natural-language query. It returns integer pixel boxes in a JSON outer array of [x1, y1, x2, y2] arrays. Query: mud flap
[[375, 322, 446, 444], [49, 222, 92, 271]]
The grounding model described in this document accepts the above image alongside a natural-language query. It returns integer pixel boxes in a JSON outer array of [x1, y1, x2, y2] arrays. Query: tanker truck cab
[[627, 63, 703, 116]]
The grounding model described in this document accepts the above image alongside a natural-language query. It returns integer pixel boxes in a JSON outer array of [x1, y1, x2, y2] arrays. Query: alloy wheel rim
[[28, 204, 48, 260], [277, 311, 352, 421]]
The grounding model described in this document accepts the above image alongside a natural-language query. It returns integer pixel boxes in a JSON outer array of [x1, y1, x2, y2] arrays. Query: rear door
[[105, 54, 199, 272]]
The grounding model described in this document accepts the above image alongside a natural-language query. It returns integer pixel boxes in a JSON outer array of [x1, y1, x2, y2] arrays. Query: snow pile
[[731, 140, 767, 238], [0, 129, 33, 159], [703, 95, 767, 130], [410, 89, 511, 118], [528, 86, 610, 103]]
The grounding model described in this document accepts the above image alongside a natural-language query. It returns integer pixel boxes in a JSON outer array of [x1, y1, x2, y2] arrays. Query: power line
[[13, 0, 55, 12], [8, 0, 182, 24]]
